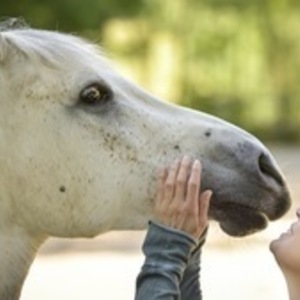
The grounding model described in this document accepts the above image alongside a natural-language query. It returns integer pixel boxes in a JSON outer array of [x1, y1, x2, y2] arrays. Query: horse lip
[[210, 201, 270, 237], [219, 213, 268, 237], [211, 201, 269, 219]]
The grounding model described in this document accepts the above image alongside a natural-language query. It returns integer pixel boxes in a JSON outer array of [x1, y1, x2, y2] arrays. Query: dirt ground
[[21, 145, 299, 300]]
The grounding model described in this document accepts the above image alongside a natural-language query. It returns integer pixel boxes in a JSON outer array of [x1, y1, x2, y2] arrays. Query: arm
[[135, 221, 197, 300], [134, 157, 212, 300], [179, 229, 207, 300]]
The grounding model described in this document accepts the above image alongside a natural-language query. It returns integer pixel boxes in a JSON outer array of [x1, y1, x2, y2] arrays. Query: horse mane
[[0, 17, 29, 31], [0, 18, 109, 70]]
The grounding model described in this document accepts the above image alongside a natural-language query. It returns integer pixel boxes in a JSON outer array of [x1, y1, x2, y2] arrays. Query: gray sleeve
[[180, 230, 207, 300], [134, 221, 202, 300]]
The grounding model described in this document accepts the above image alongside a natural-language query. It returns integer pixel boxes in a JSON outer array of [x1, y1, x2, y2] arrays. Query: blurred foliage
[[0, 0, 299, 142]]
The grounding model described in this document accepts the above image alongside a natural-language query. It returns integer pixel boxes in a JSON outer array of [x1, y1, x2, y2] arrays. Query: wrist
[[142, 221, 198, 264]]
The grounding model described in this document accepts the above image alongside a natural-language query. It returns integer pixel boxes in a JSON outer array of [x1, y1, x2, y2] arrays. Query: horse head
[[0, 23, 292, 299], [0, 27, 290, 240]]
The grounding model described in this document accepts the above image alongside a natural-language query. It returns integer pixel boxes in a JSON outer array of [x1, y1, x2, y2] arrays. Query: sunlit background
[[0, 0, 299, 299]]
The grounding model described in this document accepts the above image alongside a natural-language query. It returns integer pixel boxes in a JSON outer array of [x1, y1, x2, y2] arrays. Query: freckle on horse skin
[[59, 186, 66, 193]]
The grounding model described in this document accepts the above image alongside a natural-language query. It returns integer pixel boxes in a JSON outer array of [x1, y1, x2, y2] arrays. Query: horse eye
[[80, 84, 112, 106]]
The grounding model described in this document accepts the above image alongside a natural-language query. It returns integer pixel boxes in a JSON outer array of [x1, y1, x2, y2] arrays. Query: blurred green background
[[1, 0, 300, 143]]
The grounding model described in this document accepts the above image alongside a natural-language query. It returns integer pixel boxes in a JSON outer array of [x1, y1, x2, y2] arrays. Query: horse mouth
[[210, 202, 269, 237]]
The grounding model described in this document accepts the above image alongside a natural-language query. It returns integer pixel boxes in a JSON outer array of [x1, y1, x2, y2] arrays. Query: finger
[[156, 167, 168, 204], [174, 156, 191, 203], [186, 160, 201, 208], [197, 160, 203, 193], [164, 159, 180, 203], [198, 190, 212, 222]]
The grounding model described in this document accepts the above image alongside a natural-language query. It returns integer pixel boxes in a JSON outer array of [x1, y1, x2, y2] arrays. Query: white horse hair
[[0, 22, 290, 299]]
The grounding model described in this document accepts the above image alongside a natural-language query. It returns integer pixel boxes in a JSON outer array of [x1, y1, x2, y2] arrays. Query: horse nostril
[[258, 153, 284, 186]]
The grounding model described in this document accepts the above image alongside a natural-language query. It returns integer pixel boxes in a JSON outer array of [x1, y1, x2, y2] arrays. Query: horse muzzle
[[200, 137, 291, 237]]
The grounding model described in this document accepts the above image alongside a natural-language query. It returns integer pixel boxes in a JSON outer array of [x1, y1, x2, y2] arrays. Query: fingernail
[[206, 190, 213, 199], [181, 155, 191, 164], [193, 159, 200, 167]]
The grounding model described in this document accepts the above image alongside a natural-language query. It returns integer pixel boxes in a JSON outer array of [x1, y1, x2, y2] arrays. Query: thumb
[[199, 190, 213, 221]]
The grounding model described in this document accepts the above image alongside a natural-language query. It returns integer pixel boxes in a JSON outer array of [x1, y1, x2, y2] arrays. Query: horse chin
[[212, 202, 269, 237]]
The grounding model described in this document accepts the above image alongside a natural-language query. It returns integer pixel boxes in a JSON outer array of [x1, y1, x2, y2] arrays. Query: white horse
[[0, 23, 290, 299]]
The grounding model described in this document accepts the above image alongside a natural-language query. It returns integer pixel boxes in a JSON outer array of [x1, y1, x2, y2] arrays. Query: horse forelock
[[0, 27, 110, 71]]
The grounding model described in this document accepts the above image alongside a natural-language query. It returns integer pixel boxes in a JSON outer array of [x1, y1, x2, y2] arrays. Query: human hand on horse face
[[154, 156, 213, 240]]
